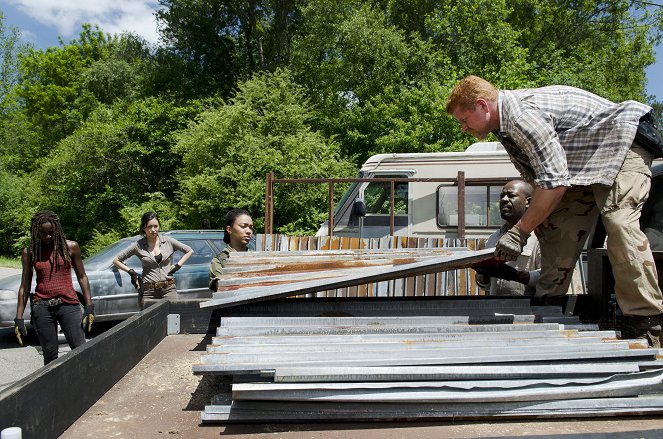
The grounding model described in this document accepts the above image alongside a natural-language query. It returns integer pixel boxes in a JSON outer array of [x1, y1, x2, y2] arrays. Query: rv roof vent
[[465, 141, 504, 152]]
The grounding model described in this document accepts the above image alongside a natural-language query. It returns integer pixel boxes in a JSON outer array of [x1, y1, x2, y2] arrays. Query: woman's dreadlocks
[[29, 210, 70, 270]]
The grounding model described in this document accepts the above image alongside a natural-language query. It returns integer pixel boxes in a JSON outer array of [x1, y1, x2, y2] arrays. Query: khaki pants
[[143, 282, 177, 300], [535, 145, 663, 317]]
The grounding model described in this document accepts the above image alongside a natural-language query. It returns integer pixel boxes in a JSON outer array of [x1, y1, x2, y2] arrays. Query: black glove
[[495, 224, 530, 262], [82, 304, 95, 333], [167, 263, 181, 276], [128, 269, 141, 290], [474, 263, 519, 281], [14, 318, 27, 346]]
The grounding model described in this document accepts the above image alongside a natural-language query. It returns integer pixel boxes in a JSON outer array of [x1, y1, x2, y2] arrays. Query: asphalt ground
[[0, 267, 42, 391], [0, 267, 119, 391]]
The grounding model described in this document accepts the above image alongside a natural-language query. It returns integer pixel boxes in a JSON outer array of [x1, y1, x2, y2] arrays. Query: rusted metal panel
[[202, 249, 495, 309]]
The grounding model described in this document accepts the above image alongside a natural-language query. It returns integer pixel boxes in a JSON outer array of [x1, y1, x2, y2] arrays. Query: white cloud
[[6, 0, 161, 44]]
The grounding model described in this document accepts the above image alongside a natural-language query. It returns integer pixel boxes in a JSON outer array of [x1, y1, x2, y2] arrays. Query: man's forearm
[[516, 186, 567, 233]]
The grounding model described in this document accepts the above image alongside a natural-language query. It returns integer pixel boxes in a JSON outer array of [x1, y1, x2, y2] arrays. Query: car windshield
[[83, 238, 138, 270]]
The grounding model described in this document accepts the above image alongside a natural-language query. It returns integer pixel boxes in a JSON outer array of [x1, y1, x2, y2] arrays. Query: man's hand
[[167, 263, 181, 276], [14, 318, 27, 346], [474, 263, 519, 281], [128, 269, 141, 290], [82, 304, 95, 333], [495, 225, 529, 262]]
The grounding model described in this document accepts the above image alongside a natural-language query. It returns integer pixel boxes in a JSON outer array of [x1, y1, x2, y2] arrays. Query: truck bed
[[59, 333, 663, 438]]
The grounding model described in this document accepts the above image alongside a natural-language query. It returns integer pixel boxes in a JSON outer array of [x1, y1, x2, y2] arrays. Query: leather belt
[[143, 278, 176, 289], [34, 297, 63, 307]]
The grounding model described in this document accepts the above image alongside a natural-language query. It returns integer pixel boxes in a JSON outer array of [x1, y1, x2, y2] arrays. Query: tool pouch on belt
[[635, 111, 663, 159]]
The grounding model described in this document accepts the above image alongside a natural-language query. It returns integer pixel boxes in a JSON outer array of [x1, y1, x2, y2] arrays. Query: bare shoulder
[[67, 240, 82, 254]]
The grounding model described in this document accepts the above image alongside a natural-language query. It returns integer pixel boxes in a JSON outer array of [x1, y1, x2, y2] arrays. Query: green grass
[[0, 256, 21, 269]]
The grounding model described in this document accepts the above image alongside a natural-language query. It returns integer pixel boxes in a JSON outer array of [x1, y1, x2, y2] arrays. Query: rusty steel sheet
[[217, 249, 481, 281], [201, 248, 496, 309]]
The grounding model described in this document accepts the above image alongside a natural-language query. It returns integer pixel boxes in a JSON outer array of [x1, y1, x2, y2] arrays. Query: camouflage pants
[[535, 144, 663, 317]]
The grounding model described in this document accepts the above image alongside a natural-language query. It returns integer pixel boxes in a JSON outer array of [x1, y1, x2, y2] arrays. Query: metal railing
[[265, 171, 516, 239]]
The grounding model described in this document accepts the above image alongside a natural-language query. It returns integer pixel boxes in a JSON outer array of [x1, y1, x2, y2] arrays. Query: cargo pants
[[535, 144, 663, 317]]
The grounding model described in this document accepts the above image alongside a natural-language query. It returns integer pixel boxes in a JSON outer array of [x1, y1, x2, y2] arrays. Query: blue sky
[[1, 0, 663, 101]]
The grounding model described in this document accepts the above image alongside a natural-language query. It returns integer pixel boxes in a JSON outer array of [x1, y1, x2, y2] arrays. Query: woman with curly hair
[[14, 210, 95, 365]]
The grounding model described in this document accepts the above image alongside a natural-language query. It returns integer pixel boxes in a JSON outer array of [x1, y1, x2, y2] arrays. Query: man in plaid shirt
[[446, 75, 663, 347]]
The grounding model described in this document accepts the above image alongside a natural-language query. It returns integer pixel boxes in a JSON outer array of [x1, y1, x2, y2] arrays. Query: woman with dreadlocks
[[14, 210, 95, 365], [113, 211, 194, 308]]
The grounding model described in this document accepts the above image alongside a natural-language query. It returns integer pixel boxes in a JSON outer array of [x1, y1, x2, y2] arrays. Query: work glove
[[82, 304, 95, 333], [495, 224, 529, 262], [474, 263, 519, 281], [14, 318, 27, 346], [128, 269, 141, 290], [167, 263, 181, 276]]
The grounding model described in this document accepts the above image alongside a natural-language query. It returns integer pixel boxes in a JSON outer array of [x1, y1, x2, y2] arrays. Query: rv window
[[437, 184, 503, 227], [364, 179, 408, 215], [333, 182, 359, 216]]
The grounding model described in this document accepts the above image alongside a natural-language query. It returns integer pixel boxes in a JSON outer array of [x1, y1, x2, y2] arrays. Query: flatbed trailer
[[2, 298, 663, 439]]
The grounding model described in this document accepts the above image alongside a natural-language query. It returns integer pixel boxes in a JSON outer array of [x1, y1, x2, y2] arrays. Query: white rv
[[317, 142, 520, 240]]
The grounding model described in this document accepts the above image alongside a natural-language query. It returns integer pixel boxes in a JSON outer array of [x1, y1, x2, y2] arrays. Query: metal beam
[[202, 396, 663, 422]]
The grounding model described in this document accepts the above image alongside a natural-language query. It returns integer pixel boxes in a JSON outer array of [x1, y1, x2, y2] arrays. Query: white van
[[316, 142, 520, 240]]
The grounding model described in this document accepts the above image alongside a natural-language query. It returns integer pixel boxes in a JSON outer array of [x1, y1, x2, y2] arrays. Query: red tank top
[[33, 246, 79, 304]]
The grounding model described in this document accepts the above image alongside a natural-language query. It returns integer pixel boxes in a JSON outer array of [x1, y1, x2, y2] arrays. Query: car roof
[[82, 230, 226, 270], [163, 230, 226, 240]]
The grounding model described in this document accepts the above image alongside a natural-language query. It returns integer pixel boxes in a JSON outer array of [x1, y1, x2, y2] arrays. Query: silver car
[[0, 230, 234, 327]]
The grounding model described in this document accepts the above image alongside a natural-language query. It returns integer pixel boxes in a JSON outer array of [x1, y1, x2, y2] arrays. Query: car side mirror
[[352, 200, 366, 217]]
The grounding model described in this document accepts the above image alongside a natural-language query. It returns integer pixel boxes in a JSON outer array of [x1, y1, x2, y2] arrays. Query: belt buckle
[[47, 298, 61, 306]]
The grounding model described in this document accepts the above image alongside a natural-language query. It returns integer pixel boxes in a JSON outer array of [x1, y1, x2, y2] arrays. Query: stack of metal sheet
[[195, 297, 663, 423]]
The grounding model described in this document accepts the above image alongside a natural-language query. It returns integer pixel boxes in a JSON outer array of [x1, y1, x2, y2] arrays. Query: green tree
[[0, 11, 24, 102], [426, 0, 531, 88], [177, 69, 355, 234], [156, 0, 301, 99], [505, 0, 658, 101], [291, 1, 463, 163], [34, 97, 203, 246], [0, 170, 40, 255], [15, 25, 112, 149]]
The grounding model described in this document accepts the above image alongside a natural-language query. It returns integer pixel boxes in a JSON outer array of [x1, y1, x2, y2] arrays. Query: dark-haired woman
[[112, 212, 194, 307], [14, 210, 95, 365], [209, 209, 254, 291]]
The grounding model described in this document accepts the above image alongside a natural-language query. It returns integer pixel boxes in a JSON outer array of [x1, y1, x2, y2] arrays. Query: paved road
[[0, 268, 114, 391], [0, 267, 47, 390]]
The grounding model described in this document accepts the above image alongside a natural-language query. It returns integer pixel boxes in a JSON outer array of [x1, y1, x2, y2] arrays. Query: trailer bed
[[60, 334, 663, 439]]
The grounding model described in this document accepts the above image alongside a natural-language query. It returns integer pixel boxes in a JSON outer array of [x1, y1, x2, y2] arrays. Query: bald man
[[475, 180, 541, 296]]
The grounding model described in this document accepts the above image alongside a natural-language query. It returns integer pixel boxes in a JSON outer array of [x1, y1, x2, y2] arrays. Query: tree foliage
[[177, 69, 355, 234], [0, 0, 661, 255]]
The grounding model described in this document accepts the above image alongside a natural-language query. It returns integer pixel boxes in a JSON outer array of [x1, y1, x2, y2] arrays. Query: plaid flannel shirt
[[493, 86, 651, 189]]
